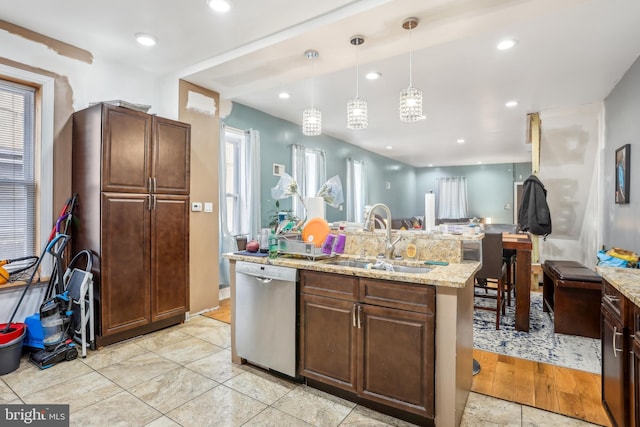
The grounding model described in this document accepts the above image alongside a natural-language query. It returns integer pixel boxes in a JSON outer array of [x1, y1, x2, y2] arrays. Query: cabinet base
[[306, 378, 434, 427], [96, 314, 185, 347]]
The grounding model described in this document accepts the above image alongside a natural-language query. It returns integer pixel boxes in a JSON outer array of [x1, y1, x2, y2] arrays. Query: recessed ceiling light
[[365, 72, 382, 80], [505, 100, 518, 108], [207, 0, 231, 12], [457, 138, 465, 144], [497, 39, 516, 50], [386, 146, 393, 150], [278, 92, 290, 99], [135, 33, 157, 46]]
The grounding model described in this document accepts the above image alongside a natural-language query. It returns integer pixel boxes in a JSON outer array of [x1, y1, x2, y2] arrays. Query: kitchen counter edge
[[596, 266, 640, 309], [224, 253, 480, 288]]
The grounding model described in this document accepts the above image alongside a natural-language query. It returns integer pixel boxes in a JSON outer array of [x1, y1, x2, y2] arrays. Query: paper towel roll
[[306, 196, 325, 220], [425, 193, 436, 231]]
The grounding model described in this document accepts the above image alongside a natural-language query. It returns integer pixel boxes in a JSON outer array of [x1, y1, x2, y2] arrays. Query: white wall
[[538, 102, 603, 267], [0, 31, 168, 113]]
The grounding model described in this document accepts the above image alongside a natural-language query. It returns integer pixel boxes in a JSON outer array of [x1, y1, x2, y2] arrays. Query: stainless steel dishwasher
[[235, 261, 298, 377]]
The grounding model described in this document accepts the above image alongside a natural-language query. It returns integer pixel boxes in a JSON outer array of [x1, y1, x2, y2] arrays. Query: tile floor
[[0, 315, 600, 426]]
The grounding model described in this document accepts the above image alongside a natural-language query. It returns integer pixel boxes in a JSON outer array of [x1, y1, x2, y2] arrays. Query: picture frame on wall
[[615, 144, 630, 204]]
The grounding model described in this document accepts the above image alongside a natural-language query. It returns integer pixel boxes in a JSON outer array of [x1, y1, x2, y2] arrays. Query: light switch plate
[[204, 202, 213, 213], [273, 163, 285, 176], [191, 202, 202, 212]]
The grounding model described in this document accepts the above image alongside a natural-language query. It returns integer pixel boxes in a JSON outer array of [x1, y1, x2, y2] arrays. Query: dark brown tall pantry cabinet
[[72, 103, 190, 347]]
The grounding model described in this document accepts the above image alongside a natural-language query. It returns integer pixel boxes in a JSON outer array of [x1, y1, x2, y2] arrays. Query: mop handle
[[2, 251, 46, 334]]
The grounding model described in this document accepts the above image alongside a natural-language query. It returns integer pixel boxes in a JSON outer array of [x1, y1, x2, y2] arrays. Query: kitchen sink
[[323, 259, 432, 274]]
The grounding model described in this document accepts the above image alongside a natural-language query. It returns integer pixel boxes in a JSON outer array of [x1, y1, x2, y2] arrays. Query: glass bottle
[[268, 230, 278, 259]]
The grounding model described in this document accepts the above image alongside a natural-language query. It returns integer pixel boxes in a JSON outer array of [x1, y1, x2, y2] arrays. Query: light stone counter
[[224, 253, 480, 288], [596, 267, 640, 308]]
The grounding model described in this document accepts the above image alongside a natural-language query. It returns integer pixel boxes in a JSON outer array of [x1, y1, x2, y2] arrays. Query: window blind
[[0, 80, 36, 259]]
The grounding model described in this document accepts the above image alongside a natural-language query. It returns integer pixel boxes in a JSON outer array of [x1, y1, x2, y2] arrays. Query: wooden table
[[502, 233, 533, 332]]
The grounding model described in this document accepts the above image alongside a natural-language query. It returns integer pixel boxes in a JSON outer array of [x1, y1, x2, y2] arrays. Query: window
[[224, 128, 243, 236], [346, 158, 366, 222], [0, 80, 36, 259], [0, 65, 54, 274], [437, 176, 469, 219], [291, 144, 326, 219]]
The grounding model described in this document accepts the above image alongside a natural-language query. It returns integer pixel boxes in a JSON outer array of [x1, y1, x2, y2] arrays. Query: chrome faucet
[[363, 203, 403, 260]]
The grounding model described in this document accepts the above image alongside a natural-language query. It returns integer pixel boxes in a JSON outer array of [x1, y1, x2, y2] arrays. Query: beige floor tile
[[185, 349, 247, 383], [144, 416, 182, 426], [223, 367, 297, 405], [98, 352, 180, 389], [178, 316, 231, 348], [151, 335, 224, 365], [136, 328, 193, 351], [243, 407, 313, 426], [340, 405, 420, 426], [129, 367, 218, 413], [23, 371, 122, 411], [2, 356, 93, 396], [70, 391, 161, 427], [272, 384, 356, 427], [166, 384, 267, 426], [460, 392, 522, 427], [521, 405, 600, 426], [80, 339, 147, 370], [0, 379, 21, 403]]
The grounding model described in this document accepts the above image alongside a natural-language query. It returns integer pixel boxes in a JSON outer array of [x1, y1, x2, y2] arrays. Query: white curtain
[[346, 158, 366, 223], [437, 176, 469, 219], [291, 144, 326, 220], [218, 125, 261, 287]]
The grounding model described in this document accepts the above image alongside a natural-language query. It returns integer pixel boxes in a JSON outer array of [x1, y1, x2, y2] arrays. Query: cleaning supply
[[268, 230, 278, 259], [406, 238, 417, 259]]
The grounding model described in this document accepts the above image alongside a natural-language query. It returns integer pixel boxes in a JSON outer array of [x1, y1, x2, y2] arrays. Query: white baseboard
[[219, 286, 230, 300]]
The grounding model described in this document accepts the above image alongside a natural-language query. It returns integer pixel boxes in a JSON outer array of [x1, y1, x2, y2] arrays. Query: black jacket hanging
[[518, 175, 552, 238]]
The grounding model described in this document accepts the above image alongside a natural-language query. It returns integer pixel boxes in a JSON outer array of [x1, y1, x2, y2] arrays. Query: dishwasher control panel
[[236, 261, 298, 282]]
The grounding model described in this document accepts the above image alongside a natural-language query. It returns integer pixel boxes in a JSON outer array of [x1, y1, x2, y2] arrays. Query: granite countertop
[[596, 266, 640, 308], [225, 253, 480, 288]]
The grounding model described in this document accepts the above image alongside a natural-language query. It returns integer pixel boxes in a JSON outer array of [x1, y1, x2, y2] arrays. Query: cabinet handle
[[357, 305, 362, 329], [148, 177, 152, 193], [153, 177, 157, 193], [352, 304, 357, 327], [153, 195, 157, 210], [147, 194, 151, 210], [613, 326, 624, 358], [604, 294, 620, 304]]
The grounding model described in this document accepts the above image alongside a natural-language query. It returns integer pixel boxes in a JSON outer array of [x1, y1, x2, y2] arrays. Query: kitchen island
[[225, 230, 481, 427]]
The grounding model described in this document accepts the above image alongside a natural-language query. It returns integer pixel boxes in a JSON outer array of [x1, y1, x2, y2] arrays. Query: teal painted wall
[[415, 162, 532, 224], [222, 103, 417, 226], [223, 102, 531, 226]]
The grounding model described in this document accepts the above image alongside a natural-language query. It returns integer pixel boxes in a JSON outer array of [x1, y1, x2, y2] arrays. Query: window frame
[[0, 64, 54, 275]]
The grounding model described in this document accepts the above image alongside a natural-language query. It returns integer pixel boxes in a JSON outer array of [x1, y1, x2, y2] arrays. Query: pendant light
[[399, 17, 425, 122], [302, 49, 321, 136], [347, 35, 368, 130]]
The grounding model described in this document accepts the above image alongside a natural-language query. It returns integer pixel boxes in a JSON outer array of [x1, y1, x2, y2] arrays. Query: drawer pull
[[357, 305, 362, 329], [613, 326, 624, 358], [603, 294, 620, 305]]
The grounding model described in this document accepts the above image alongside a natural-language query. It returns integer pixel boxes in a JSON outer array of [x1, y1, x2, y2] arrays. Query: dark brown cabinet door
[[602, 306, 627, 427], [102, 106, 151, 193], [150, 195, 189, 321], [634, 337, 640, 426], [299, 293, 357, 393], [101, 193, 151, 335], [358, 304, 435, 418], [152, 117, 191, 195]]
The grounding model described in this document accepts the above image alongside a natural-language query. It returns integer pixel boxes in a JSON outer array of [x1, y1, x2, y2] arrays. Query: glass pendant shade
[[399, 86, 424, 122], [302, 107, 321, 136], [347, 97, 368, 129]]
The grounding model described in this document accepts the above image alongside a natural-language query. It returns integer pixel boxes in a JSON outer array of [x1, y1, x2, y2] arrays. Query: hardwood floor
[[472, 348, 611, 426], [202, 297, 231, 323]]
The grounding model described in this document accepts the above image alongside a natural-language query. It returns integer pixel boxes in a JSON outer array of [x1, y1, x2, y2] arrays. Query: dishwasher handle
[[254, 277, 273, 284]]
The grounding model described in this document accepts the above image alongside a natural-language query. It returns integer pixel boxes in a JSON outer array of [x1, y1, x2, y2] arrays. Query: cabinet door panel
[[101, 193, 151, 334], [299, 293, 357, 392], [602, 306, 626, 427], [150, 195, 189, 321], [359, 304, 434, 418], [153, 117, 190, 195], [102, 106, 151, 193]]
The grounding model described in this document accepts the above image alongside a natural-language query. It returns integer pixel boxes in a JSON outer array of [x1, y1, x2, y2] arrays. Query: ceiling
[[2, 0, 640, 167]]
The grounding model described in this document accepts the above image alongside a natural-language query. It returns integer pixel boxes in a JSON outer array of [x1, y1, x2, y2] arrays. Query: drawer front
[[635, 305, 640, 341], [300, 270, 358, 301], [602, 279, 625, 321], [359, 278, 435, 314]]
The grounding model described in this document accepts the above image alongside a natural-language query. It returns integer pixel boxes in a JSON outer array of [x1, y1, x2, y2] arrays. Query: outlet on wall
[[385, 181, 391, 190]]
